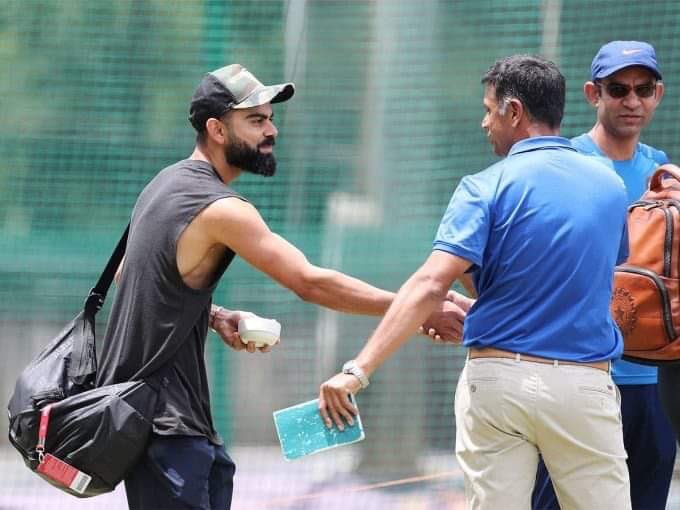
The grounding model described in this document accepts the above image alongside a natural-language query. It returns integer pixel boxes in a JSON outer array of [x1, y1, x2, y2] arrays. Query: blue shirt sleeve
[[654, 148, 670, 166], [432, 175, 491, 268], [617, 221, 629, 265]]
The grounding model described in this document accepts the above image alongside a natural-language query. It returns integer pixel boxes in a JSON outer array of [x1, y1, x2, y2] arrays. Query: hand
[[418, 291, 474, 344], [319, 373, 361, 431], [446, 290, 475, 312], [211, 308, 278, 354]]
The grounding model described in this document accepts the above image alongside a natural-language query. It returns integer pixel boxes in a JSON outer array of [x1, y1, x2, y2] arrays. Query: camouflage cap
[[189, 64, 295, 131]]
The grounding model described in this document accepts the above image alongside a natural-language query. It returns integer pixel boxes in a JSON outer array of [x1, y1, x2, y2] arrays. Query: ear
[[583, 81, 600, 107], [205, 117, 227, 144], [655, 81, 665, 105], [508, 98, 524, 127]]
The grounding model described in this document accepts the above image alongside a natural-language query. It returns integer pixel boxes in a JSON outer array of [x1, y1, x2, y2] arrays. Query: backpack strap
[[649, 164, 680, 191]]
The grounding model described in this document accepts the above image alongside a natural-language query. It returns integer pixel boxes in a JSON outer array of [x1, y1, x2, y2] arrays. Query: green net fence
[[2, 1, 680, 508]]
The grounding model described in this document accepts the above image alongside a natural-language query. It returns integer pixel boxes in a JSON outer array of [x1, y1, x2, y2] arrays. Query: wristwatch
[[342, 360, 370, 389]]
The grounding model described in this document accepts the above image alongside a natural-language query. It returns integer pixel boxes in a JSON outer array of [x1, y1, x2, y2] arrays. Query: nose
[[264, 120, 278, 138], [622, 90, 642, 109]]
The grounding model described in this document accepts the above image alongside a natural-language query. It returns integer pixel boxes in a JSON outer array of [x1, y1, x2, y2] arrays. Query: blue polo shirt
[[572, 133, 668, 384], [434, 136, 628, 362]]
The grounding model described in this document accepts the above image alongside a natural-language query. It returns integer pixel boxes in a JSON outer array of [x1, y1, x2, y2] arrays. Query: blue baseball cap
[[591, 41, 662, 80]]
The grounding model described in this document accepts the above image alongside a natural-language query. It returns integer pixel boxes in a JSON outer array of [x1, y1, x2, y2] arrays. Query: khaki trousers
[[455, 357, 630, 510]]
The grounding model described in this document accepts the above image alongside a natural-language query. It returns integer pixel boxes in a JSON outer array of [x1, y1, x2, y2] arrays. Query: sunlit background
[[2, 1, 680, 508]]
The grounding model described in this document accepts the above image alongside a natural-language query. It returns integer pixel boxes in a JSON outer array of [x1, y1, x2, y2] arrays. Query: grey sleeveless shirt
[[97, 159, 244, 444]]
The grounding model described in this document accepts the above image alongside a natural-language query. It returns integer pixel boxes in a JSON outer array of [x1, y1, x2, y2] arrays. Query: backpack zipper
[[629, 201, 673, 277], [662, 207, 673, 276], [669, 201, 680, 278]]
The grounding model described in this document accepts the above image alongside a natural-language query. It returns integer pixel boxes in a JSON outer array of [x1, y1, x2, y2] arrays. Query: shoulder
[[582, 155, 627, 198], [140, 161, 181, 189], [575, 150, 624, 182], [194, 195, 269, 246], [569, 134, 613, 166], [637, 142, 669, 166], [564, 136, 615, 173], [202, 195, 256, 223], [570, 133, 595, 154], [144, 159, 233, 191], [473, 158, 508, 185], [458, 160, 507, 198], [571, 148, 612, 169]]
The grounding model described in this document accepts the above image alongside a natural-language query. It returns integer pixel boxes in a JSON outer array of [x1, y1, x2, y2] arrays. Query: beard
[[224, 134, 277, 177]]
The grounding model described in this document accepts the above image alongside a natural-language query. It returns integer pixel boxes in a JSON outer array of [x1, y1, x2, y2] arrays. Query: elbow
[[286, 268, 322, 303], [415, 273, 449, 302], [292, 282, 316, 302], [288, 266, 331, 304]]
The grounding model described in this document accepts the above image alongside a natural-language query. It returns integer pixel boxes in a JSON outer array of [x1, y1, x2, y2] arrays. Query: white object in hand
[[238, 317, 281, 347]]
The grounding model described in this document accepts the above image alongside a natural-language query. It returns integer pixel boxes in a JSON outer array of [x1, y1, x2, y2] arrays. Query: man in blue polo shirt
[[318, 54, 631, 509], [532, 40, 675, 510]]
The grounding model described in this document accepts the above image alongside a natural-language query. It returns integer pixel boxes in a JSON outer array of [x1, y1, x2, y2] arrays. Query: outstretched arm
[[201, 197, 466, 341], [203, 198, 394, 315], [318, 250, 472, 429]]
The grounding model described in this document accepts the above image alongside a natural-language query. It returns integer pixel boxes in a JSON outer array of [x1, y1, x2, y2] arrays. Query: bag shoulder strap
[[84, 223, 129, 317], [68, 223, 129, 384]]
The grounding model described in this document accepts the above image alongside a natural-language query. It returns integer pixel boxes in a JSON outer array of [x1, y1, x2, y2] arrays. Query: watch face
[[341, 360, 368, 388]]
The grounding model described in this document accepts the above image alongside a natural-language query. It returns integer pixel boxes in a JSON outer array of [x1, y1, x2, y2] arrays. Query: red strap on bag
[[36, 404, 53, 463]]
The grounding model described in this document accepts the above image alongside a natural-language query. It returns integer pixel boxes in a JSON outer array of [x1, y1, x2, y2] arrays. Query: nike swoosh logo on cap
[[622, 49, 642, 55]]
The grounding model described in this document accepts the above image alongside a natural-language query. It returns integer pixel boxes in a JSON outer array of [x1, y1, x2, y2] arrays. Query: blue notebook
[[273, 397, 365, 460]]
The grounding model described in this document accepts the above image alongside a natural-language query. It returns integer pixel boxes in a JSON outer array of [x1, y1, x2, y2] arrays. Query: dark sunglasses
[[598, 81, 657, 99]]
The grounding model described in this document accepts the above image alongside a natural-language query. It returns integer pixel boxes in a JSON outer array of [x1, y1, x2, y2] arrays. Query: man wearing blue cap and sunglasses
[[532, 41, 675, 510]]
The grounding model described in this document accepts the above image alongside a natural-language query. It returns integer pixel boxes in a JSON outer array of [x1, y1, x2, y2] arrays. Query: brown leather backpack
[[612, 163, 680, 364]]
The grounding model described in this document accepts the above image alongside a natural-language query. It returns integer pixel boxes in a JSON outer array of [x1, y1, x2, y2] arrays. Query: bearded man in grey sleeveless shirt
[[96, 64, 471, 510]]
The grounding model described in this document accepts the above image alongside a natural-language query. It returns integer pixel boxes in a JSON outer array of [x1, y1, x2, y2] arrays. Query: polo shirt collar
[[508, 136, 575, 157]]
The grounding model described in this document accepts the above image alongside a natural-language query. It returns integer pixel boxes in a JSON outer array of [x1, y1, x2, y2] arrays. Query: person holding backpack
[[532, 41, 676, 510]]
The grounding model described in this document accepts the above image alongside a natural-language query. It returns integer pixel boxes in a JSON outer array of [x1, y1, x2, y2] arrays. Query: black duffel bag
[[7, 225, 160, 497]]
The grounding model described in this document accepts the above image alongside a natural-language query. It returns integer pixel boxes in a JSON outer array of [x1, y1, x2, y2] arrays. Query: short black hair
[[481, 55, 565, 129]]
